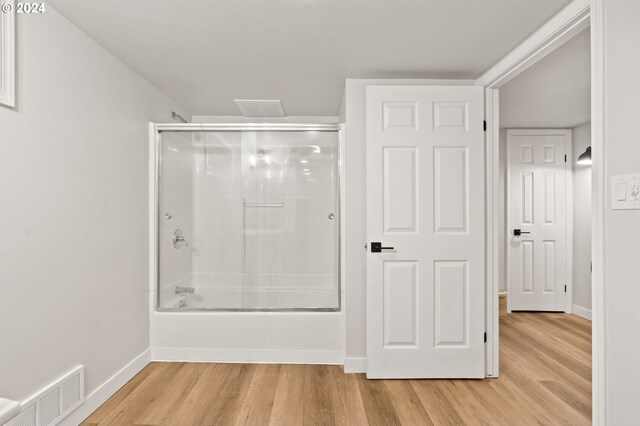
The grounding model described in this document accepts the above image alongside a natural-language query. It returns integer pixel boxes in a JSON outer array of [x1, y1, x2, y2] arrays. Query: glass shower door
[[157, 128, 339, 311]]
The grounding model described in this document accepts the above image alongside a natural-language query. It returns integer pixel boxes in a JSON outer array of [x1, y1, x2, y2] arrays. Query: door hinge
[[564, 154, 567, 162], [564, 285, 567, 293], [484, 332, 487, 343], [483, 120, 487, 132]]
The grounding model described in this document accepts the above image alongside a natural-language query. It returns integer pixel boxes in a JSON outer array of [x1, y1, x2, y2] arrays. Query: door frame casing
[[505, 129, 574, 314], [476, 0, 605, 423]]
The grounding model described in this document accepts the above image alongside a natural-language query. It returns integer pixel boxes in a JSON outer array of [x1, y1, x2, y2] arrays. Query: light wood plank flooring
[[82, 312, 591, 425]]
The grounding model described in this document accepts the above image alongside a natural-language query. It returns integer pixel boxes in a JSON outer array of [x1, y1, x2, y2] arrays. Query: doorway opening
[[496, 27, 592, 422]]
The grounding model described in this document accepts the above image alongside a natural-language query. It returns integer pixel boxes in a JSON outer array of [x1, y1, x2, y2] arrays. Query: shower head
[[171, 111, 188, 123]]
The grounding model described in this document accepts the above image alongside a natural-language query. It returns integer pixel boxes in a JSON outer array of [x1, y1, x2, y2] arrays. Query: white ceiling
[[500, 29, 591, 129], [49, 0, 574, 116]]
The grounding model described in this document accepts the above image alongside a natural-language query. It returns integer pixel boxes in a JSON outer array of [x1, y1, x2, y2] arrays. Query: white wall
[[572, 123, 591, 313], [0, 8, 186, 403], [499, 29, 591, 128], [602, 1, 640, 422], [339, 89, 346, 123]]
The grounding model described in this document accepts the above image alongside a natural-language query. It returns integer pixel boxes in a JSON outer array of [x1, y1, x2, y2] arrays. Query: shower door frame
[[150, 122, 343, 312]]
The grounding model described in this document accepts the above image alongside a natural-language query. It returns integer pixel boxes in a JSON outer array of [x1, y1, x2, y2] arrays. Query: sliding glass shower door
[[157, 127, 340, 311]]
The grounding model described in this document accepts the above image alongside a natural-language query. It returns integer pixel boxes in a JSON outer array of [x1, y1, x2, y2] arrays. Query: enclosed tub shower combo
[[150, 123, 344, 363]]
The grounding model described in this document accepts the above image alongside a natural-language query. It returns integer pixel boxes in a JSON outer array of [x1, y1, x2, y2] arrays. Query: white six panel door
[[366, 86, 485, 378], [507, 129, 569, 312]]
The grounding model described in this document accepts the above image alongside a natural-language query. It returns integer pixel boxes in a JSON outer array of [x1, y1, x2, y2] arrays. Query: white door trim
[[589, 2, 607, 424], [475, 0, 591, 88], [505, 129, 573, 314], [483, 88, 500, 378], [477, 0, 605, 423]]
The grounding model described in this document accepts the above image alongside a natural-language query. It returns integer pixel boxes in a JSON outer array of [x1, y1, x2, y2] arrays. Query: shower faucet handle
[[174, 235, 189, 246], [173, 229, 189, 248]]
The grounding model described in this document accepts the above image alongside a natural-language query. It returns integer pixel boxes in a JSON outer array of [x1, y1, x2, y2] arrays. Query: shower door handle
[[371, 242, 394, 253]]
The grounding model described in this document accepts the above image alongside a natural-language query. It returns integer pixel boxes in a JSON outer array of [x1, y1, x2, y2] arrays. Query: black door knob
[[371, 242, 395, 253]]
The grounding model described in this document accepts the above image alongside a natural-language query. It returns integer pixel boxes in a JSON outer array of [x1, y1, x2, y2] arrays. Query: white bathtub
[[150, 290, 344, 364]]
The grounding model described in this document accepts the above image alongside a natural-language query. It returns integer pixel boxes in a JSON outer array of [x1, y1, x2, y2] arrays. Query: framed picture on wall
[[0, 0, 15, 108]]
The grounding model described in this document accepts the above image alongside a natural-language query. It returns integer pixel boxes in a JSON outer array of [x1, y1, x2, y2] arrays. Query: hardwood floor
[[82, 312, 591, 426]]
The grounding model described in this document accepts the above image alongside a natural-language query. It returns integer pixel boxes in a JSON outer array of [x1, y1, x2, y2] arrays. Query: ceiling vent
[[234, 99, 285, 117]]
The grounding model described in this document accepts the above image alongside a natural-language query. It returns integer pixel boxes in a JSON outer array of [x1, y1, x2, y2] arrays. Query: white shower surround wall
[[160, 273, 339, 309], [149, 122, 346, 364]]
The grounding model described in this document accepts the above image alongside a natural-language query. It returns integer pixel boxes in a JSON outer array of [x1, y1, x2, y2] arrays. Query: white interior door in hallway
[[507, 129, 571, 312], [366, 85, 485, 378]]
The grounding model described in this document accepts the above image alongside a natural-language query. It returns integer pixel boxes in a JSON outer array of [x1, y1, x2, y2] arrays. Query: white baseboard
[[61, 349, 151, 426], [572, 304, 592, 321], [343, 357, 367, 373], [152, 347, 344, 365]]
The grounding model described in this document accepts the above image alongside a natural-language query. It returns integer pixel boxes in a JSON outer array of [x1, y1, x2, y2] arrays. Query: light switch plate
[[611, 173, 640, 209]]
